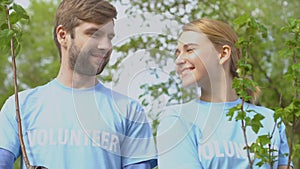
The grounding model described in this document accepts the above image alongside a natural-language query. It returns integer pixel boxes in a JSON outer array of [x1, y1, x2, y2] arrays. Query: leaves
[[245, 113, 265, 134], [1, 2, 29, 55], [227, 104, 241, 121], [249, 134, 278, 167], [0, 0, 13, 5]]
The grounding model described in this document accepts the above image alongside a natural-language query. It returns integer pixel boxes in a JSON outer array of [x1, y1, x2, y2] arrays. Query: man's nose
[[97, 37, 112, 50]]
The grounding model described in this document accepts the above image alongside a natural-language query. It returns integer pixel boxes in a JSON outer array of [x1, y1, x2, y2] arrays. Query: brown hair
[[181, 18, 260, 102], [53, 0, 117, 58]]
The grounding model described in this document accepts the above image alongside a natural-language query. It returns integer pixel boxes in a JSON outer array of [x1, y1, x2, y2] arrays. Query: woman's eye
[[175, 49, 180, 57], [186, 48, 194, 53]]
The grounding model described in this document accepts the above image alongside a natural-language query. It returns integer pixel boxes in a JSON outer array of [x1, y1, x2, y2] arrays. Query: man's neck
[[56, 69, 98, 89]]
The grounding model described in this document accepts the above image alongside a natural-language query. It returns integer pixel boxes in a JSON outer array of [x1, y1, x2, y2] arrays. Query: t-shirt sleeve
[[156, 113, 203, 169], [0, 97, 21, 158], [0, 148, 16, 169], [123, 161, 151, 169], [121, 101, 157, 168], [277, 122, 293, 167]]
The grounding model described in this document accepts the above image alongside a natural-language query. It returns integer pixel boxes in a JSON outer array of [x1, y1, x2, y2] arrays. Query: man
[[0, 0, 157, 168]]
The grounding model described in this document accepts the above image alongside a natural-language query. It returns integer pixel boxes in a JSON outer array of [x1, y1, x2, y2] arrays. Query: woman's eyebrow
[[183, 43, 199, 49]]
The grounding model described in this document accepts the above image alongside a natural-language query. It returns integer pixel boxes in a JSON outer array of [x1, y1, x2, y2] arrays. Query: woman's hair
[[181, 18, 260, 102], [53, 0, 117, 58]]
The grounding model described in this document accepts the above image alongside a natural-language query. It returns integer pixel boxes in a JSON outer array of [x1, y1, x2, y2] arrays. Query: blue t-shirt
[[157, 99, 291, 169], [0, 79, 157, 169]]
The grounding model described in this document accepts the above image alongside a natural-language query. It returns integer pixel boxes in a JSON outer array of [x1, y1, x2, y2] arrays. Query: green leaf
[[9, 11, 22, 24], [257, 135, 270, 145], [233, 13, 250, 26], [13, 3, 25, 15], [227, 105, 240, 121], [13, 3, 29, 20], [251, 122, 262, 133], [292, 63, 300, 72], [253, 113, 265, 121], [279, 48, 293, 58], [0, 29, 14, 39], [0, 0, 13, 5], [236, 110, 246, 121], [14, 38, 20, 56]]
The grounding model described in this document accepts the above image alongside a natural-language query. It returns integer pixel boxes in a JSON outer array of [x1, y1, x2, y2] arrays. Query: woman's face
[[175, 31, 221, 88]]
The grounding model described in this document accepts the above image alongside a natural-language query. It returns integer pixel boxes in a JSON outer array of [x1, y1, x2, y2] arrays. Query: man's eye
[[108, 35, 115, 40], [91, 33, 101, 38]]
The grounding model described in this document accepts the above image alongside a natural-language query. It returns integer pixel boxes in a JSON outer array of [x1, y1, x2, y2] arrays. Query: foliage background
[[0, 0, 298, 168]]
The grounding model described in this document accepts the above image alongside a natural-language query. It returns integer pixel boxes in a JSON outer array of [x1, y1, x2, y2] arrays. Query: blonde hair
[[182, 18, 241, 78], [181, 18, 260, 102]]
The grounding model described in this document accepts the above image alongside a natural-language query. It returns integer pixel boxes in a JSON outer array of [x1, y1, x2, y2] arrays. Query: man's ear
[[56, 25, 68, 48], [219, 45, 231, 65]]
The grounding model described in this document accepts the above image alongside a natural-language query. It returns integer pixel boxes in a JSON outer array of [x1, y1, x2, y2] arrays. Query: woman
[[156, 18, 291, 169]]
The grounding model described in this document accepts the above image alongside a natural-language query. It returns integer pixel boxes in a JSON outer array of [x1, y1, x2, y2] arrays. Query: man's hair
[[53, 0, 117, 58]]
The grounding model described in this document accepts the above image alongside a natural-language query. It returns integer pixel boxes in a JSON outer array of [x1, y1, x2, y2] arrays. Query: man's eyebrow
[[84, 27, 115, 37], [84, 27, 99, 34]]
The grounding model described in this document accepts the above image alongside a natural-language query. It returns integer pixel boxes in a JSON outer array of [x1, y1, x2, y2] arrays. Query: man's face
[[68, 21, 115, 76]]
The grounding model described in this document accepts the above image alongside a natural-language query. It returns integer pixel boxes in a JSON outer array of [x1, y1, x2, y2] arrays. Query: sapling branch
[[5, 4, 31, 169], [287, 46, 298, 169]]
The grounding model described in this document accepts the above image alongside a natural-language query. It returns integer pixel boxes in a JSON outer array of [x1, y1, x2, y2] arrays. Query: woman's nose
[[175, 54, 186, 65]]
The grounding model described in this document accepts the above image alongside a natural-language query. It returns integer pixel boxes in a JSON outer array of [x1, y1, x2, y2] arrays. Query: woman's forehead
[[177, 31, 210, 46]]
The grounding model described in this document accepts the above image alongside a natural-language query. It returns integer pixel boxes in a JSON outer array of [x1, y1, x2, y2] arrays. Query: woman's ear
[[56, 25, 68, 48], [219, 45, 231, 65]]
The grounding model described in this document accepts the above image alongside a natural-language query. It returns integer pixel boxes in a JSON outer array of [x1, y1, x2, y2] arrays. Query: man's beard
[[68, 42, 110, 76]]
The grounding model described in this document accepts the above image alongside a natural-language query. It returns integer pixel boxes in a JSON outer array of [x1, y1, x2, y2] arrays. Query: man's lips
[[90, 52, 107, 58], [89, 49, 111, 58]]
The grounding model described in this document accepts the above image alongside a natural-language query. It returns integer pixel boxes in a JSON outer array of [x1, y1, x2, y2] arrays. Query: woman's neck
[[199, 74, 238, 103], [200, 89, 238, 102]]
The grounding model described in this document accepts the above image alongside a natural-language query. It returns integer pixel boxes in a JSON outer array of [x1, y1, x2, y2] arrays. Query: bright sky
[[14, 0, 30, 8]]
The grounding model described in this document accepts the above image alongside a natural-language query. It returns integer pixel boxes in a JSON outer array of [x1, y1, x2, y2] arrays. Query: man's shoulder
[[97, 84, 140, 106], [18, 80, 53, 99], [96, 84, 144, 118]]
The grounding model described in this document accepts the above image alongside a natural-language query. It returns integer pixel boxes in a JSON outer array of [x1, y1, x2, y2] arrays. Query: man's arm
[[0, 148, 15, 169], [124, 161, 151, 169]]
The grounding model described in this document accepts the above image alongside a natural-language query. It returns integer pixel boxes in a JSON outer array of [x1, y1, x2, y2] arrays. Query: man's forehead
[[76, 20, 115, 32]]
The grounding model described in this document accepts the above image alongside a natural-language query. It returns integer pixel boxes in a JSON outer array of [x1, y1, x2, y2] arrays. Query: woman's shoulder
[[158, 99, 206, 130], [244, 102, 274, 115]]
